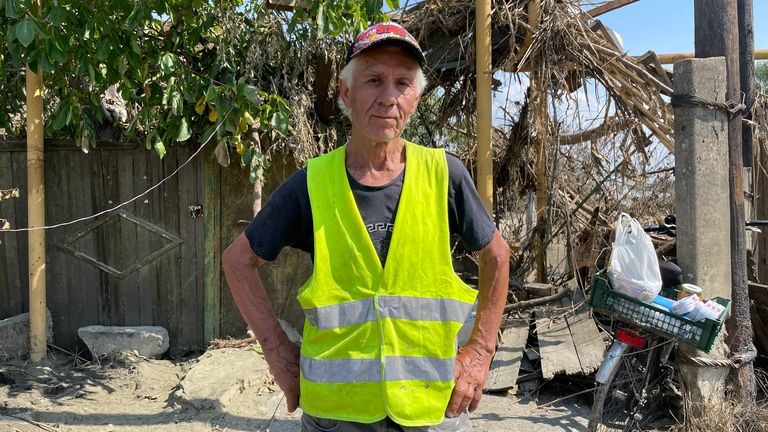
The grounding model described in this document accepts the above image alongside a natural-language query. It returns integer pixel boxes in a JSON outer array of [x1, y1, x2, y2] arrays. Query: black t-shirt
[[245, 153, 495, 265]]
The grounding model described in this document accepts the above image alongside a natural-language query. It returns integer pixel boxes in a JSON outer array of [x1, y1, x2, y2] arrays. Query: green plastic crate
[[587, 271, 730, 353]]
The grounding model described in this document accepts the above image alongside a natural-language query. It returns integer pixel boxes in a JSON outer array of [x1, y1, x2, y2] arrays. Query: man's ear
[[339, 78, 351, 108]]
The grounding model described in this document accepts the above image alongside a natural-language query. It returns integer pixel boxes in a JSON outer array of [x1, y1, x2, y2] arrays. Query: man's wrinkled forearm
[[467, 230, 510, 356], [221, 233, 287, 351]]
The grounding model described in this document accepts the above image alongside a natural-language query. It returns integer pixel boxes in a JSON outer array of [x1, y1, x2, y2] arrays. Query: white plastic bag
[[607, 213, 662, 302]]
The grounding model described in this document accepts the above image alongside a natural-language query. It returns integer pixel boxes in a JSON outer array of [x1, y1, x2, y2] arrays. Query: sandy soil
[[0, 349, 590, 432]]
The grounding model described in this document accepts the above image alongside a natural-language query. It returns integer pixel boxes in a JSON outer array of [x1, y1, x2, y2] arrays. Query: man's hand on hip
[[263, 336, 301, 412], [445, 343, 494, 418]]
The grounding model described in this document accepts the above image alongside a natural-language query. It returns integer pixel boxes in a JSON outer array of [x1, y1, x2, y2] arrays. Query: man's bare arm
[[446, 229, 510, 417], [221, 233, 301, 412]]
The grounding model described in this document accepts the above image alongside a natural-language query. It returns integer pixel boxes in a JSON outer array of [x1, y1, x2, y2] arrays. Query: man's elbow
[[222, 234, 262, 271], [480, 230, 510, 266]]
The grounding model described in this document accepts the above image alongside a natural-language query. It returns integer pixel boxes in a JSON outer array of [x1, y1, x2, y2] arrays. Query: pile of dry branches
[[398, 0, 677, 281]]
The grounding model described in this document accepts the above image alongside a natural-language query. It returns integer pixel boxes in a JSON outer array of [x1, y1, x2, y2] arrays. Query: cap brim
[[348, 39, 427, 68]]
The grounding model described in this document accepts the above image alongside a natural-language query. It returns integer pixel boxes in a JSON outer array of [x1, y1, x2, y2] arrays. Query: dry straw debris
[[398, 0, 676, 279]]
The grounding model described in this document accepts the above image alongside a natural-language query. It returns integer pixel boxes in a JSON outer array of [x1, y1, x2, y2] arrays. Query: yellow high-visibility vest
[[297, 141, 478, 426]]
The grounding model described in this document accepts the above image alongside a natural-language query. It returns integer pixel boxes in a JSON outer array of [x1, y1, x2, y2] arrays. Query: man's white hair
[[337, 56, 427, 119]]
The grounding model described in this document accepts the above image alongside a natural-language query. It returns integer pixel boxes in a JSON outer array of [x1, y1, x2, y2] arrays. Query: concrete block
[[0, 310, 53, 361], [673, 56, 731, 407], [78, 326, 169, 359], [673, 57, 732, 299]]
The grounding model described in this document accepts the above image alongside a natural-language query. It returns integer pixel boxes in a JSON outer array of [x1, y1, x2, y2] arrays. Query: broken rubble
[[77, 325, 169, 359], [174, 347, 274, 412]]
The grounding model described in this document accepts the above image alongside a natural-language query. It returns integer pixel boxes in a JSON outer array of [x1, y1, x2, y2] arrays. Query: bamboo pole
[[515, 0, 540, 65], [655, 48, 768, 64], [527, 0, 547, 283], [475, 0, 493, 212], [26, 1, 46, 362]]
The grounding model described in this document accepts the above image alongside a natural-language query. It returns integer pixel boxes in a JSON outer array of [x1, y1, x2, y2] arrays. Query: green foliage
[[291, 0, 392, 37], [403, 91, 472, 152], [757, 61, 768, 89], [0, 0, 390, 181]]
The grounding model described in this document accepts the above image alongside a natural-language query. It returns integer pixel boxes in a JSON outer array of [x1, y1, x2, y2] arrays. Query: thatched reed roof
[[398, 0, 673, 152]]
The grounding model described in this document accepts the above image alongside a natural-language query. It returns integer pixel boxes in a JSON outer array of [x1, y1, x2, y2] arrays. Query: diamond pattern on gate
[[58, 210, 183, 278]]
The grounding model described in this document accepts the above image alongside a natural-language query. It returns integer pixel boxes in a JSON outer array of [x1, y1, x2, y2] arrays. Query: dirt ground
[[0, 348, 591, 432]]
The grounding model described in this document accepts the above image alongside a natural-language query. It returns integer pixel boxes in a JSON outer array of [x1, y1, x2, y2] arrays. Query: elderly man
[[222, 22, 509, 432]]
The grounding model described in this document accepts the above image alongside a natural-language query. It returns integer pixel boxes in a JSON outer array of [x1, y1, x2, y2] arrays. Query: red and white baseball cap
[[346, 22, 426, 67]]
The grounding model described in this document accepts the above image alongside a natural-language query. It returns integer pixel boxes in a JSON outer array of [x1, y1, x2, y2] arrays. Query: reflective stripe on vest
[[298, 142, 479, 427], [303, 296, 475, 330], [301, 355, 455, 383]]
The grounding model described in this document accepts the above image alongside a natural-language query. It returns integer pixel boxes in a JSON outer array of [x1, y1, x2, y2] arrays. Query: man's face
[[340, 45, 422, 142]]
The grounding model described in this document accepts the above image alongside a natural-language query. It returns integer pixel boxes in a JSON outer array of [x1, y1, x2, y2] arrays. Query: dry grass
[[669, 368, 768, 432], [669, 400, 768, 432]]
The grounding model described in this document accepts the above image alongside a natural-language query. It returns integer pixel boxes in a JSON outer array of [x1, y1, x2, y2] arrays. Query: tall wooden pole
[[27, 0, 46, 363], [526, 0, 546, 283], [475, 0, 493, 213], [738, 0, 754, 167], [694, 0, 755, 401], [532, 71, 548, 283]]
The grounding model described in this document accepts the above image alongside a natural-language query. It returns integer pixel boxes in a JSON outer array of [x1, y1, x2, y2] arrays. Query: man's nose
[[378, 82, 399, 106]]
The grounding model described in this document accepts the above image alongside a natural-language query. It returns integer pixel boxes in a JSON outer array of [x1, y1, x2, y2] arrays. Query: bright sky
[[597, 0, 768, 56]]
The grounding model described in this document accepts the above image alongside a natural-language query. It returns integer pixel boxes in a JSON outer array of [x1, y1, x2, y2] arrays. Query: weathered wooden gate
[[1, 140, 206, 355]]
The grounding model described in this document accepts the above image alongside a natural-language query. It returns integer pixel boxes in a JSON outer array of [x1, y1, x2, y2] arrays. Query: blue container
[[651, 294, 676, 310]]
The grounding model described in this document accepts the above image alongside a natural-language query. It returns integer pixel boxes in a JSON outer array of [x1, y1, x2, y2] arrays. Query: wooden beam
[[203, 145, 222, 344], [586, 0, 640, 18], [484, 316, 530, 391], [653, 48, 768, 64]]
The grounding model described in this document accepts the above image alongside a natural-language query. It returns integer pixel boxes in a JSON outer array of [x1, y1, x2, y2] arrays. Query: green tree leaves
[[1, 0, 390, 181], [15, 19, 37, 47], [757, 61, 768, 89]]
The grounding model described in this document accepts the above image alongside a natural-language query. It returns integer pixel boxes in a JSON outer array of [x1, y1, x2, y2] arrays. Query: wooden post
[[526, 0, 546, 283], [694, 0, 756, 402], [27, 0, 46, 363], [475, 0, 493, 213], [203, 146, 221, 344], [531, 70, 548, 283], [739, 0, 755, 167]]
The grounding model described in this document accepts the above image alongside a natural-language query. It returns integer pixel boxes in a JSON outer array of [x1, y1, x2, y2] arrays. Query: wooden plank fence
[[0, 139, 312, 356], [0, 140, 206, 354]]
